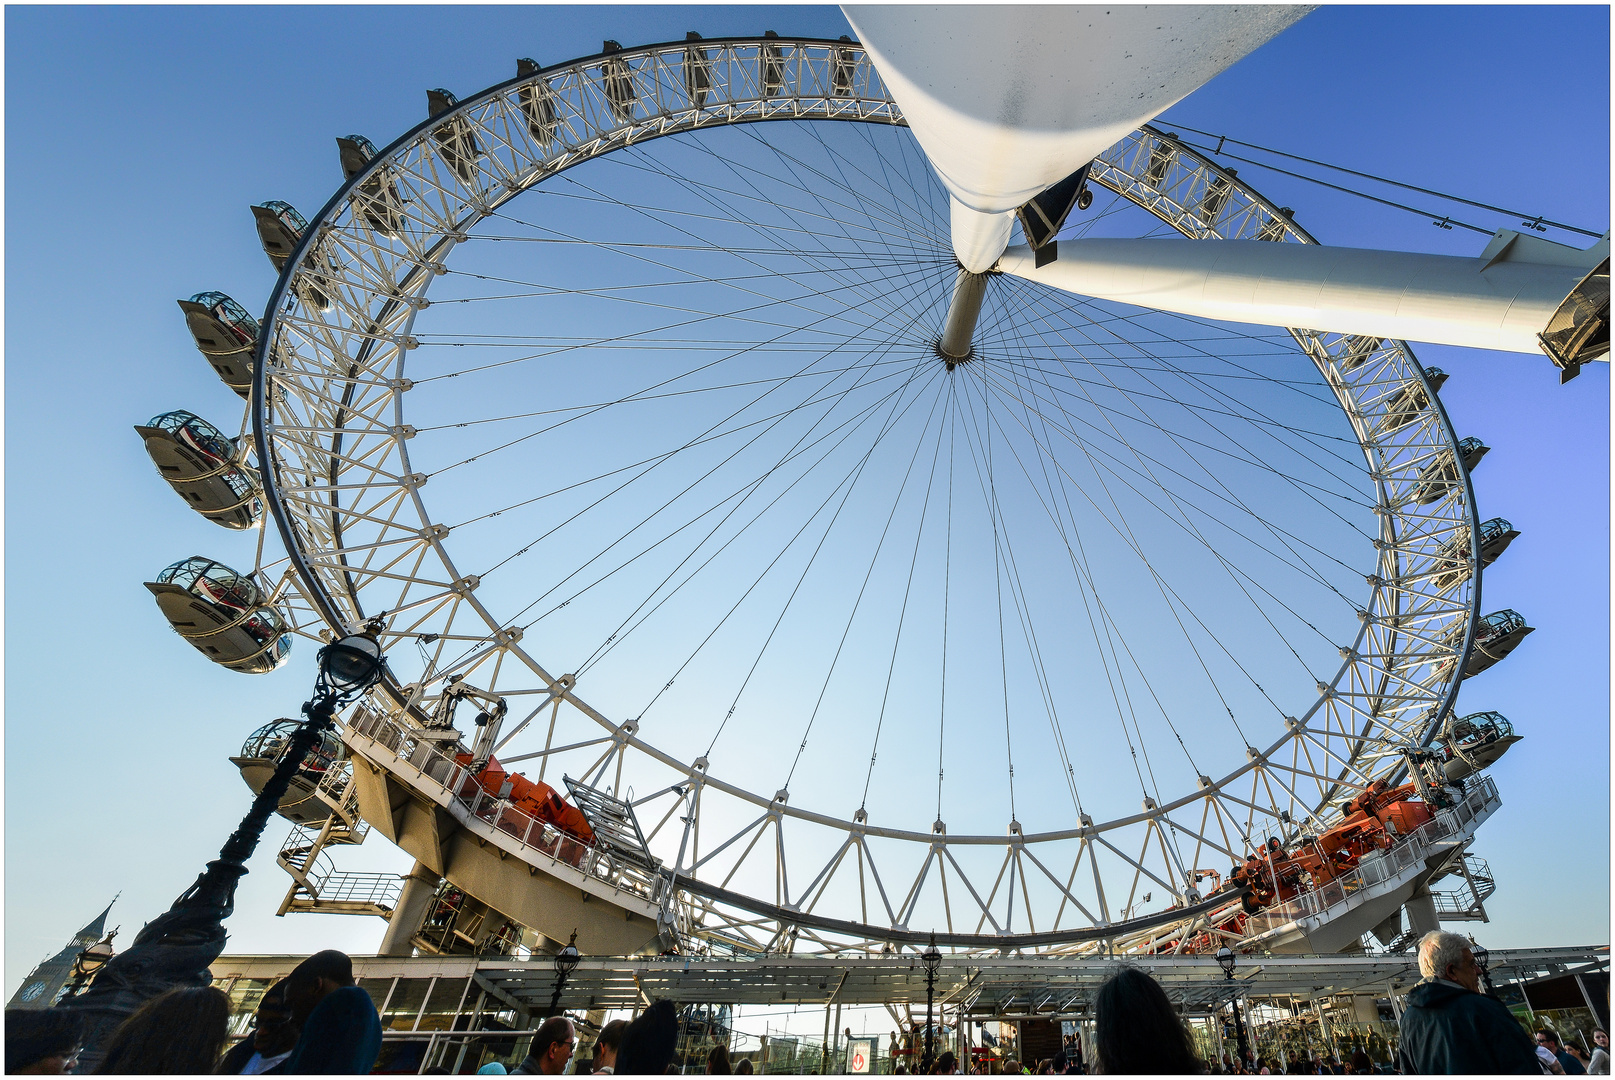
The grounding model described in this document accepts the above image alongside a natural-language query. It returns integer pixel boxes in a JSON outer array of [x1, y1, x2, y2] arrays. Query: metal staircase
[[1376, 854, 1497, 953], [1431, 855, 1496, 922], [274, 760, 401, 918]]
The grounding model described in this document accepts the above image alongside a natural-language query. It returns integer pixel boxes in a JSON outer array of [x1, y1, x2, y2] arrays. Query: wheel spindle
[[935, 268, 988, 367]]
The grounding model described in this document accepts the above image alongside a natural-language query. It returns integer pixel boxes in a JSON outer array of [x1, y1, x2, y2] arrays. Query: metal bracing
[[252, 39, 1480, 957]]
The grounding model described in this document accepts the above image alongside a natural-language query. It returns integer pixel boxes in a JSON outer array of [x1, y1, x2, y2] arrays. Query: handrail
[[1245, 777, 1499, 937], [344, 709, 663, 907]]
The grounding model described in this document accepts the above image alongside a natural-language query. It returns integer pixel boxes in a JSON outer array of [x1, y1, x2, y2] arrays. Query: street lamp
[[921, 932, 943, 1074], [550, 930, 581, 1015], [1468, 938, 1496, 996], [1216, 947, 1252, 1071], [67, 931, 118, 997], [61, 623, 389, 1066]]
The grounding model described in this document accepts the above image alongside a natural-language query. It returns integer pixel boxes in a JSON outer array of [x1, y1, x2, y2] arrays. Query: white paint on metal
[[997, 231, 1609, 355], [844, 5, 1310, 270]]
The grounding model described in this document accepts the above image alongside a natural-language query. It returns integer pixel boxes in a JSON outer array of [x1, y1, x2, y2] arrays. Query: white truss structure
[[249, 38, 1482, 956]]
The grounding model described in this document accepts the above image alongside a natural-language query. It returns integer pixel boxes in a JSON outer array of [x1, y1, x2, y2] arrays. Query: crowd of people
[[6, 949, 380, 1075], [4, 932, 1604, 1075]]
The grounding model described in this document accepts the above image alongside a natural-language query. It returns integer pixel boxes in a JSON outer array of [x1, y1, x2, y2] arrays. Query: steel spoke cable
[[858, 381, 953, 812], [936, 388, 957, 822], [531, 163, 957, 361], [413, 355, 916, 435], [977, 358, 1337, 698], [943, 360, 1162, 807], [609, 357, 946, 730], [446, 359, 922, 534], [973, 355, 1368, 604], [994, 279, 1382, 601], [569, 354, 941, 687], [773, 378, 953, 779], [995, 274, 1379, 554], [1159, 118, 1606, 238], [988, 280, 1372, 482], [972, 336, 1203, 792], [565, 285, 962, 682], [608, 129, 954, 339], [477, 324, 926, 616], [425, 257, 949, 484]]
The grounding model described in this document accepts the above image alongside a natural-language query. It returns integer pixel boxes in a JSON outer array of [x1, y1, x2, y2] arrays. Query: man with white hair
[[1398, 930, 1540, 1073]]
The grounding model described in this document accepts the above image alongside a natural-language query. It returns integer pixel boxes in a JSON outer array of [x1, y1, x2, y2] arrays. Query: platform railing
[[344, 707, 664, 907], [1243, 777, 1499, 937]]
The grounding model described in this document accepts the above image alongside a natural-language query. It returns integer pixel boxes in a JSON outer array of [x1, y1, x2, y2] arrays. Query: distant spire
[[74, 895, 119, 947]]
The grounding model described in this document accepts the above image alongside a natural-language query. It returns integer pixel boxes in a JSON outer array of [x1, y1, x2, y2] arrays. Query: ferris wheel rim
[[248, 32, 1479, 913]]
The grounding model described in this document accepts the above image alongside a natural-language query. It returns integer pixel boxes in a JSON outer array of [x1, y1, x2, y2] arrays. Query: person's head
[[1536, 1030, 1563, 1053], [1349, 1050, 1372, 1074], [1595, 1029, 1609, 1049], [530, 1016, 577, 1075], [935, 1050, 957, 1074], [594, 1018, 628, 1071], [248, 979, 299, 1055], [734, 1059, 754, 1075], [1051, 1052, 1068, 1074], [285, 949, 356, 1022], [93, 985, 230, 1074], [1003, 1060, 1019, 1074], [1416, 931, 1479, 992], [1093, 965, 1198, 1074], [616, 1001, 678, 1076], [1567, 1044, 1590, 1062], [6, 1009, 84, 1074], [707, 1042, 732, 1074]]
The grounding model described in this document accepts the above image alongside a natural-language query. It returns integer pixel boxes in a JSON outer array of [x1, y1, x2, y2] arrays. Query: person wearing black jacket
[[1399, 931, 1539, 1074]]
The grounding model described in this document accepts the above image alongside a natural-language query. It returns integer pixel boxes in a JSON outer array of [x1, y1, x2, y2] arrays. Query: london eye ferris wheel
[[136, 8, 1599, 960]]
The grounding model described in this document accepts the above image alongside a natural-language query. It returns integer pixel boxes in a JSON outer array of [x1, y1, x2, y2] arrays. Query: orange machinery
[[1153, 779, 1435, 955], [453, 753, 597, 865]]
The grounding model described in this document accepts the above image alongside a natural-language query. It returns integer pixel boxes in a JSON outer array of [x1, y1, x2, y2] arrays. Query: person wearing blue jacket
[[275, 950, 382, 1074]]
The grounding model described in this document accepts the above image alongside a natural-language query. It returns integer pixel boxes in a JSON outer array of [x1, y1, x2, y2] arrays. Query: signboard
[[849, 1038, 874, 1074]]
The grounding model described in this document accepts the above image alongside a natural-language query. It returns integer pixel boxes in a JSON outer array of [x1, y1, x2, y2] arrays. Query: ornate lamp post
[[66, 931, 118, 998], [921, 932, 943, 1074], [549, 930, 581, 1015], [1217, 947, 1252, 1070], [1469, 938, 1496, 996], [61, 625, 388, 1066]]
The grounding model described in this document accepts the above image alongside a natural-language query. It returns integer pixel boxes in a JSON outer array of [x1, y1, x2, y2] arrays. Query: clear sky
[[5, 5, 1608, 1002]]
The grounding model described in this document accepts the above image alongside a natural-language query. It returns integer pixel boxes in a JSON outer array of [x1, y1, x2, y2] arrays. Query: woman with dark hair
[[93, 985, 231, 1074], [933, 1050, 958, 1074], [1347, 1049, 1372, 1075], [1093, 966, 1201, 1074], [706, 1043, 732, 1074]]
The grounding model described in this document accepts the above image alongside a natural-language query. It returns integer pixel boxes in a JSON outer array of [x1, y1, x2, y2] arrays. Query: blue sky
[[5, 5, 1607, 997]]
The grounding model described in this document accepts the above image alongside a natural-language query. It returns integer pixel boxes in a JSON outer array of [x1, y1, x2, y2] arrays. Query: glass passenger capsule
[[134, 410, 263, 529], [337, 134, 403, 237], [1378, 368, 1448, 435], [1431, 517, 1521, 591], [599, 41, 637, 123], [177, 291, 258, 398], [252, 201, 332, 311], [231, 718, 347, 823], [427, 89, 481, 183], [517, 58, 560, 145], [251, 200, 308, 271], [145, 556, 292, 674], [1439, 608, 1534, 681], [1440, 710, 1521, 781], [1414, 435, 1489, 505]]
